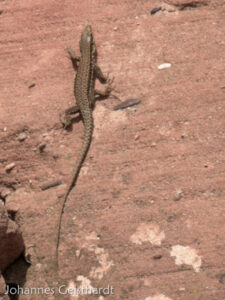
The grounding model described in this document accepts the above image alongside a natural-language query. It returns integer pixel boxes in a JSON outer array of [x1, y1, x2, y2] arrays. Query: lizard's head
[[80, 25, 94, 51]]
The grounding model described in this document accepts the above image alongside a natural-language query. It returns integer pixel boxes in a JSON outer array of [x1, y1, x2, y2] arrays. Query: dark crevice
[[7, 209, 17, 221], [5, 283, 19, 300], [2, 254, 30, 300]]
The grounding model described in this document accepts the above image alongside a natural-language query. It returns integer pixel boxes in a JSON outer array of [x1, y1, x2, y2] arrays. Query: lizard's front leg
[[67, 48, 80, 71], [60, 49, 80, 127]]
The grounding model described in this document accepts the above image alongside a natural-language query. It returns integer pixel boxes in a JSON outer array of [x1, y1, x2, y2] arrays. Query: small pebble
[[167, 215, 174, 222], [153, 254, 162, 259], [5, 163, 16, 172], [40, 179, 62, 191], [134, 134, 140, 141], [28, 83, 35, 89], [39, 142, 47, 152], [0, 188, 11, 199], [17, 132, 27, 141], [173, 189, 183, 201], [150, 7, 162, 15], [157, 63, 171, 70], [24, 250, 32, 264]]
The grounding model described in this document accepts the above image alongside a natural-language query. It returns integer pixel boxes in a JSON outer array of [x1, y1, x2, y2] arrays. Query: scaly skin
[[56, 25, 95, 264], [56, 26, 112, 267]]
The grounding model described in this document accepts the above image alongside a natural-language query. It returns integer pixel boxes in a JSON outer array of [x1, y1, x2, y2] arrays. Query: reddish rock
[[0, 203, 24, 272], [0, 0, 224, 299], [0, 275, 10, 300]]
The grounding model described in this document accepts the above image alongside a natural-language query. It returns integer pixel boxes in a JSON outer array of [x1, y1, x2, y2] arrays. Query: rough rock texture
[[0, 0, 225, 299], [0, 275, 10, 300], [0, 202, 24, 299], [0, 202, 24, 272]]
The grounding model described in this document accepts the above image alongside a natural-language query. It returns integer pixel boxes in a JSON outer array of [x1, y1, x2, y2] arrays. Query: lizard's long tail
[[55, 115, 93, 263]]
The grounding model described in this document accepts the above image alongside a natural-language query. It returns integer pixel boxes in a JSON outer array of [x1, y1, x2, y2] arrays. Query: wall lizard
[[56, 25, 112, 266]]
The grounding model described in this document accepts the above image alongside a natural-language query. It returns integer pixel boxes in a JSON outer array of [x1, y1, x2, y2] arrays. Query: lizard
[[55, 25, 113, 266]]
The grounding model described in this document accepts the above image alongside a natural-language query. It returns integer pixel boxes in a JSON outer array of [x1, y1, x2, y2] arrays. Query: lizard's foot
[[60, 105, 80, 128], [94, 74, 116, 99], [59, 112, 71, 128], [105, 72, 115, 95]]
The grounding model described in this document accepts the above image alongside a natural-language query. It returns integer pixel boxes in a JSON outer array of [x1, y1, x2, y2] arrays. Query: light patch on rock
[[67, 277, 95, 298], [75, 232, 113, 280], [67, 276, 110, 299], [145, 294, 173, 300], [170, 245, 202, 272], [89, 246, 114, 280], [76, 275, 93, 287], [130, 223, 165, 246], [66, 280, 78, 298], [80, 166, 89, 176]]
